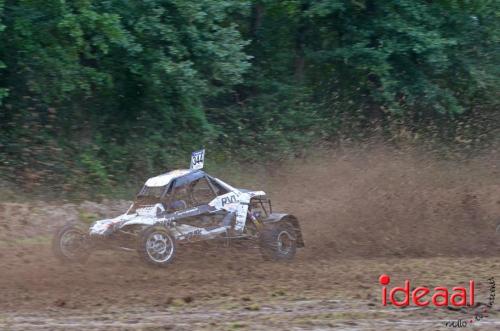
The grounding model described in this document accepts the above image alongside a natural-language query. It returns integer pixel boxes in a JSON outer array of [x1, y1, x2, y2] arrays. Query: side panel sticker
[[234, 203, 249, 232], [209, 192, 240, 212]]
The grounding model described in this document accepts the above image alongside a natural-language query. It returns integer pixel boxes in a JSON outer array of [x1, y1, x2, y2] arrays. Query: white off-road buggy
[[53, 150, 304, 267]]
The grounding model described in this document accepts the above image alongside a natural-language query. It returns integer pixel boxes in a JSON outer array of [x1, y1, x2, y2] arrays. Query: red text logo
[[379, 274, 475, 307]]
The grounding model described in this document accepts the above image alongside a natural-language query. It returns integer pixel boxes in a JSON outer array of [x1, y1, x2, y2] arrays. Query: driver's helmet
[[169, 200, 187, 211]]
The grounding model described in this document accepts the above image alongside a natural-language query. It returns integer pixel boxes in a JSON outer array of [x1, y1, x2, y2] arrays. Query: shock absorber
[[248, 209, 264, 230]]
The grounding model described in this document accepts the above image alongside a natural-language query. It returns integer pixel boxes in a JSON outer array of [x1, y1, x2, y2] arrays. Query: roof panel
[[144, 169, 191, 187], [172, 170, 206, 188]]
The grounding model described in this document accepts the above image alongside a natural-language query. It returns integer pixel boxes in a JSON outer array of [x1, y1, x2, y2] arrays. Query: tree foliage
[[306, 0, 499, 114], [0, 0, 498, 195]]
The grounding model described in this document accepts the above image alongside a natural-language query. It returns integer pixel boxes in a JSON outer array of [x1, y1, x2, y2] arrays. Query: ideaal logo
[[379, 274, 475, 307], [379, 274, 495, 327]]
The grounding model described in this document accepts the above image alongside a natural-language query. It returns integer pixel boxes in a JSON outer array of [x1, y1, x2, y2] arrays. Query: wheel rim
[[277, 230, 294, 254], [146, 231, 174, 263], [60, 229, 86, 259]]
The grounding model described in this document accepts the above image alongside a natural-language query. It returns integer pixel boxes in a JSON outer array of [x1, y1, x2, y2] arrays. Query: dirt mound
[[0, 199, 131, 242]]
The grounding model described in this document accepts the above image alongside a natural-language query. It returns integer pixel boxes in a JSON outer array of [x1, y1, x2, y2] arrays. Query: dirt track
[[1, 147, 500, 330], [1, 246, 500, 330]]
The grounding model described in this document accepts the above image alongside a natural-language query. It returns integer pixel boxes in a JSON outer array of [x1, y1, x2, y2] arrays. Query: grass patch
[[78, 211, 100, 225], [230, 322, 247, 329]]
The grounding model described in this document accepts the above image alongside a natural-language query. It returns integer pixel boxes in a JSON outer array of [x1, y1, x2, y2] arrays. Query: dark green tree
[[0, 0, 498, 196]]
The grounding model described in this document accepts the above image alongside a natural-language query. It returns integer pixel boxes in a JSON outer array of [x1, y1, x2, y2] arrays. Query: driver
[[163, 184, 190, 212], [168, 199, 187, 211]]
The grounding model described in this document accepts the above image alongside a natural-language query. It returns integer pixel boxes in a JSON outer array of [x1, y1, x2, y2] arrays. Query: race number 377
[[190, 149, 205, 170]]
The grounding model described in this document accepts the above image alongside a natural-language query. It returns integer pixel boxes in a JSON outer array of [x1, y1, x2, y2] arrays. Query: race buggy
[[53, 150, 304, 267]]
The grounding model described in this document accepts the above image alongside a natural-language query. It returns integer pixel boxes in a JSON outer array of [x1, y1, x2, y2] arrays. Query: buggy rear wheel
[[52, 223, 90, 264], [137, 227, 176, 267], [259, 222, 297, 261]]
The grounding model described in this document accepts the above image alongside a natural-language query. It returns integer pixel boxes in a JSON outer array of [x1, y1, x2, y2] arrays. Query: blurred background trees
[[0, 0, 498, 196]]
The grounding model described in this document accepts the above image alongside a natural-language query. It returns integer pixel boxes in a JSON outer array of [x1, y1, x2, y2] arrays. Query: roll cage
[[133, 170, 230, 211]]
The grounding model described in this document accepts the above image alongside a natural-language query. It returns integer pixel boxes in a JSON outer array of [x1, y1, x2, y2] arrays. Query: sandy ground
[[1, 147, 500, 330], [0, 245, 499, 330]]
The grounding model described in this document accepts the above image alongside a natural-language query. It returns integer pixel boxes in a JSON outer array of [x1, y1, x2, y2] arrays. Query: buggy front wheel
[[259, 222, 297, 261], [137, 227, 176, 267]]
